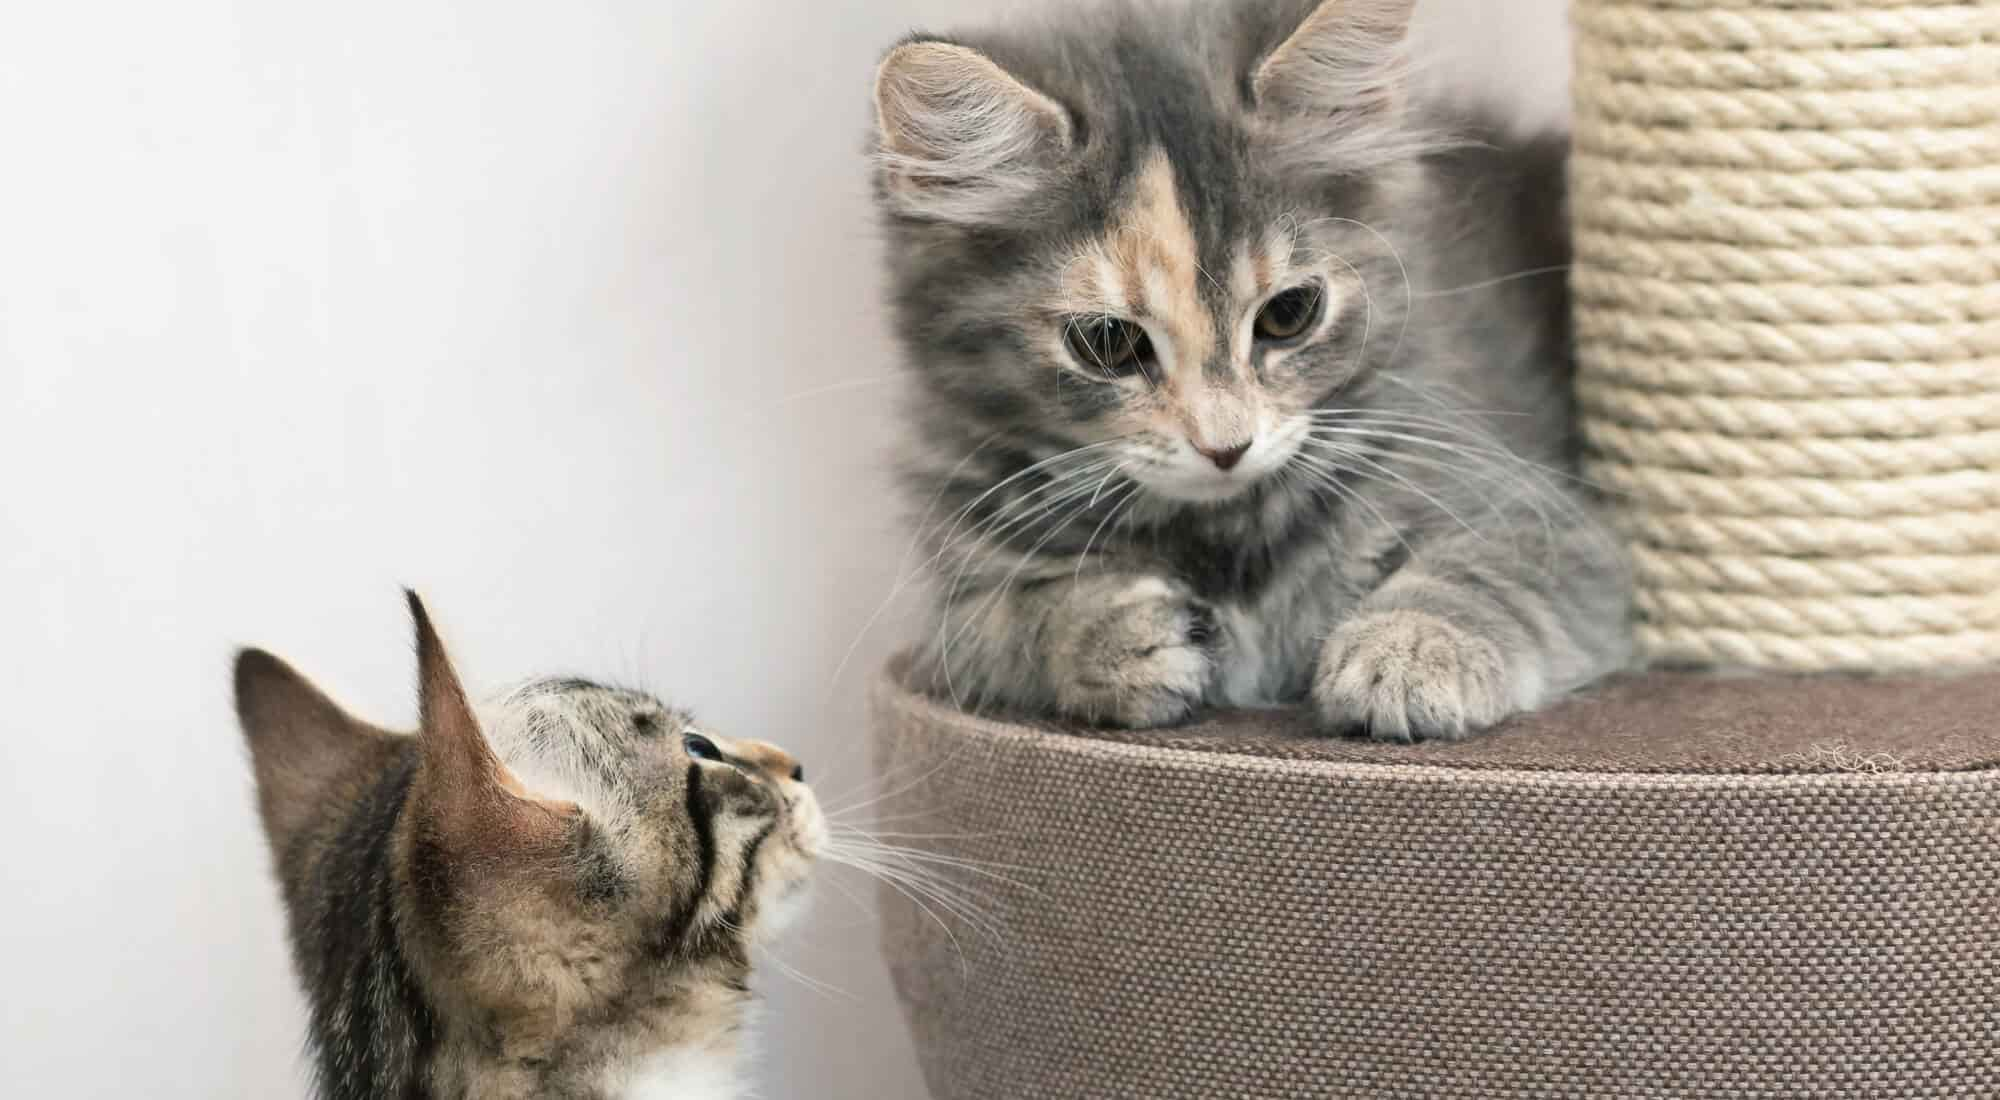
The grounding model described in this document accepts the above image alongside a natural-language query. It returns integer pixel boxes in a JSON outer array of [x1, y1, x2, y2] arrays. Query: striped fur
[[872, 0, 1633, 740], [236, 594, 822, 1099]]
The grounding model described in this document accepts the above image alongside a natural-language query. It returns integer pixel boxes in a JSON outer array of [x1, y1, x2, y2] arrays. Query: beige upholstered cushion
[[870, 661, 2000, 1098]]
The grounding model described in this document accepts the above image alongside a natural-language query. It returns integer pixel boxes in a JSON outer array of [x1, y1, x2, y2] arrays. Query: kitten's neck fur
[[404, 843, 757, 1100]]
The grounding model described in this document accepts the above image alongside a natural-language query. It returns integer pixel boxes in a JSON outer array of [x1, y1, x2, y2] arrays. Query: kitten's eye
[[1062, 317, 1157, 381], [683, 732, 723, 761], [1254, 283, 1324, 343]]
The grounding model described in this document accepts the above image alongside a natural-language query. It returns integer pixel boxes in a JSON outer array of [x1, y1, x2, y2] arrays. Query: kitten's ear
[[405, 590, 575, 855], [235, 648, 391, 857], [1253, 0, 1416, 122], [872, 38, 1074, 224]]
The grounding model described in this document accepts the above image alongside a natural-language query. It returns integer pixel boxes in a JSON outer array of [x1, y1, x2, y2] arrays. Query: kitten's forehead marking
[[1086, 150, 1216, 384]]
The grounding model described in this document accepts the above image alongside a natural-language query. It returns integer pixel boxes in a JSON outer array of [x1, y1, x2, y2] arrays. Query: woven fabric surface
[[871, 667, 2000, 1098], [1569, 0, 2000, 671], [868, 655, 2000, 774]]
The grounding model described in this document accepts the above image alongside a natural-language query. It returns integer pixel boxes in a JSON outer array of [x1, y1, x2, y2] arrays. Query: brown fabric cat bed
[[869, 661, 2000, 1098]]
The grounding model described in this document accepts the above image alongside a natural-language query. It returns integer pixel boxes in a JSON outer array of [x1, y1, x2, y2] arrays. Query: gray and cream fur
[[235, 593, 823, 1099], [873, 0, 1632, 739]]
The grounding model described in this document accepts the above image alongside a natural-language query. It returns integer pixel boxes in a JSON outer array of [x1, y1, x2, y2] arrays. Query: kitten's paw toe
[[1313, 611, 1523, 742], [1051, 579, 1214, 729]]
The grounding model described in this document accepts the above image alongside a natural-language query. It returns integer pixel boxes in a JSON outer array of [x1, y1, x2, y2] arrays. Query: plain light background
[[0, 2, 1565, 1096]]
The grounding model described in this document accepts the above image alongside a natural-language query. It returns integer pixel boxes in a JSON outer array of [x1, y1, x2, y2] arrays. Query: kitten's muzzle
[[725, 739, 805, 786]]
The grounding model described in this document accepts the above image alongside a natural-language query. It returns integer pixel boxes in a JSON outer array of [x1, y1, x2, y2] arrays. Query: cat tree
[[872, 2, 1999, 1095]]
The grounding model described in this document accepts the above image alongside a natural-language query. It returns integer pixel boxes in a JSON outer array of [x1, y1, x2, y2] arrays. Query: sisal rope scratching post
[[1570, 0, 2000, 672]]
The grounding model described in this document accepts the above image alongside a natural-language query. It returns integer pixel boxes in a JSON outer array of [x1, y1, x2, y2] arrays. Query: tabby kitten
[[872, 0, 1632, 740], [236, 593, 822, 1100]]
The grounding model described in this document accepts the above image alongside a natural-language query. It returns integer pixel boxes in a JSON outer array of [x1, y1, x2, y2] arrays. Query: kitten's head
[[477, 674, 826, 944], [872, 0, 1437, 504], [236, 593, 822, 1015]]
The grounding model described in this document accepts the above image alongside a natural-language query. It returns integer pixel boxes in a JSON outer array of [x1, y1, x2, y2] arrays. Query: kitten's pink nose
[[1198, 440, 1251, 471]]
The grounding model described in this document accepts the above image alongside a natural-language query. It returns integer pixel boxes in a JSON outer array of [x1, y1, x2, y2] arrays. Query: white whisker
[[1305, 438, 1485, 541], [1293, 214, 1413, 366], [1286, 452, 1416, 559], [1413, 264, 1571, 298], [824, 432, 1009, 693]]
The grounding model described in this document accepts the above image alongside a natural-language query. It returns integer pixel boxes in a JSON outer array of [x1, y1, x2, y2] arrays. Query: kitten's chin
[[754, 874, 815, 941], [1140, 476, 1259, 504], [1135, 462, 1282, 504], [749, 789, 823, 941]]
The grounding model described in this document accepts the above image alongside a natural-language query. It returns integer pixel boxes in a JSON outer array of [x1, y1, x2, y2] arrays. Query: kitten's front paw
[[1313, 611, 1527, 742], [1048, 578, 1214, 729]]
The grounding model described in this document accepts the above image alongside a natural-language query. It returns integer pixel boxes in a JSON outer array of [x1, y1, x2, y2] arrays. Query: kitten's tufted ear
[[405, 590, 575, 855], [1253, 0, 1416, 123], [872, 38, 1074, 224], [236, 647, 393, 858]]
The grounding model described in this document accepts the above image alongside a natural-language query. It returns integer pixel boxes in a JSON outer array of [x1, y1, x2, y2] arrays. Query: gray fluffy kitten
[[871, 0, 1633, 740]]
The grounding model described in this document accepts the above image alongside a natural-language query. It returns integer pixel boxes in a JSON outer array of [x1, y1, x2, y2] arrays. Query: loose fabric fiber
[[871, 662, 2000, 1098], [1569, 0, 2000, 671]]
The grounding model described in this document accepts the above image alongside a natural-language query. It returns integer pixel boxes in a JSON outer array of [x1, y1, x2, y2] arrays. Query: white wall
[[0, 2, 1564, 1096]]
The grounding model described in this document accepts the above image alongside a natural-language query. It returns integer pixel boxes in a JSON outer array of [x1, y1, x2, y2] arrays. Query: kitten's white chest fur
[[605, 1043, 745, 1100]]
